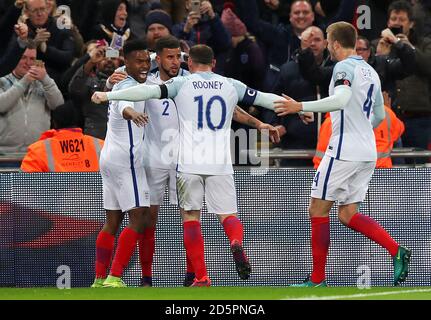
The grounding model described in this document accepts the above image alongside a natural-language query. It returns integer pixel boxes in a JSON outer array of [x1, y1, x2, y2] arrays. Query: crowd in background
[[0, 0, 430, 168]]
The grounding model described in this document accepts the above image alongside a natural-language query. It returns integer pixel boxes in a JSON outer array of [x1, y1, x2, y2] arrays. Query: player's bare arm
[[122, 107, 149, 127], [233, 106, 281, 144]]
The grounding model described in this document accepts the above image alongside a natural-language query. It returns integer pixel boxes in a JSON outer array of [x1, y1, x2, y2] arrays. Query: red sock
[[222, 216, 244, 245], [186, 255, 194, 273], [110, 227, 140, 277], [95, 231, 115, 279], [348, 213, 399, 257], [183, 221, 207, 280], [311, 217, 330, 284], [138, 227, 156, 278]]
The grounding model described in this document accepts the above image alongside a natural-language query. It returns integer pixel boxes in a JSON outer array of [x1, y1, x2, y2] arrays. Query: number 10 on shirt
[[195, 95, 227, 131]]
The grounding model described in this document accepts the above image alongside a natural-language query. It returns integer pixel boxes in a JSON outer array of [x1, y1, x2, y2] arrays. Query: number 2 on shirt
[[162, 100, 170, 116]]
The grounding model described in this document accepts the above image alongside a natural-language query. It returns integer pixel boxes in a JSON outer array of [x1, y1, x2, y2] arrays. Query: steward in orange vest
[[21, 103, 104, 172], [313, 106, 405, 169]]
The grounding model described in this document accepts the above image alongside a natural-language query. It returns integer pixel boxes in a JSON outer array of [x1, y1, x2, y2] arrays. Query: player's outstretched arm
[[233, 106, 281, 143], [91, 84, 163, 104], [274, 86, 352, 116]]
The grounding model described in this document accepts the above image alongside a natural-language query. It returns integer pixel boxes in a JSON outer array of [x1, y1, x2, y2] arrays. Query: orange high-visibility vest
[[313, 107, 405, 169], [21, 128, 104, 172]]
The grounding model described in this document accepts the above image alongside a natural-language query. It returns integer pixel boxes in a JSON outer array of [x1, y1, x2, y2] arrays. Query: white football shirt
[[143, 69, 189, 170], [100, 76, 146, 168], [161, 72, 257, 175], [327, 56, 384, 161]]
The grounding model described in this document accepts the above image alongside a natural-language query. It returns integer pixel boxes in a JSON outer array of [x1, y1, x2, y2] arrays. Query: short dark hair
[[327, 22, 357, 49], [388, 0, 413, 21], [357, 35, 370, 49], [123, 39, 148, 58], [52, 101, 79, 129], [155, 36, 181, 55], [189, 44, 214, 65]]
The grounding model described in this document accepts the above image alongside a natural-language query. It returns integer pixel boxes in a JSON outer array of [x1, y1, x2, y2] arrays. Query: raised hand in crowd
[[381, 28, 399, 44], [34, 28, 51, 53], [184, 10, 201, 33], [14, 23, 28, 41], [200, 1, 216, 19], [300, 27, 314, 50], [28, 62, 47, 81], [15, 0, 25, 9]]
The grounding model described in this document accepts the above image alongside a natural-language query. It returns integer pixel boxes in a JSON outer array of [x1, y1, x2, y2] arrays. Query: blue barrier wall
[[0, 169, 430, 288]]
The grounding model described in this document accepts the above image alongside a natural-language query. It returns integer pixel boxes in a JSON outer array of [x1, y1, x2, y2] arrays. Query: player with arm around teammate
[[92, 44, 299, 286], [91, 40, 152, 288], [274, 22, 411, 287], [139, 36, 281, 287]]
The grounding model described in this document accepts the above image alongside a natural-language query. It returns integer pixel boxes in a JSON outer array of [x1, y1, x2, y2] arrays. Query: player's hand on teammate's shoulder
[[91, 91, 108, 104], [108, 71, 128, 86], [274, 94, 303, 117], [257, 123, 281, 144]]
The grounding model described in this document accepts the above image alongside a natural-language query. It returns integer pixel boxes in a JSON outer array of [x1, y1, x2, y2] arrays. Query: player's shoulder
[[113, 76, 138, 91]]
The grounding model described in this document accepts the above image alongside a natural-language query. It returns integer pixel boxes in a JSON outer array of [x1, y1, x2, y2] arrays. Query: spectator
[[0, 45, 64, 153], [272, 26, 332, 167], [385, 0, 431, 163], [21, 0, 76, 85], [127, 0, 158, 36], [357, 35, 415, 93], [54, 0, 100, 43], [20, 101, 104, 172], [0, 23, 29, 77], [256, 0, 291, 26], [0, 0, 24, 55], [172, 0, 231, 73], [313, 0, 356, 30], [91, 0, 133, 48], [47, 0, 85, 60], [59, 40, 97, 97], [69, 43, 124, 140], [234, 0, 316, 92], [145, 8, 173, 51], [160, 0, 187, 24], [297, 31, 416, 102], [221, 7, 266, 90]]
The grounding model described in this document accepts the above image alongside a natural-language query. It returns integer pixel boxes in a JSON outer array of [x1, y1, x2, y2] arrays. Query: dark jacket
[[224, 36, 266, 91], [26, 16, 75, 85], [270, 54, 335, 167], [0, 3, 21, 56], [68, 66, 109, 140], [234, 0, 311, 91], [172, 15, 231, 55], [297, 42, 416, 98], [0, 39, 26, 77], [394, 36, 431, 115], [91, 0, 133, 45]]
